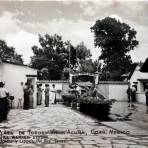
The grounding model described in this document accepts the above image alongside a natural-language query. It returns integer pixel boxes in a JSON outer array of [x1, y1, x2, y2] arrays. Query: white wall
[[109, 83, 128, 101], [36, 80, 69, 104], [97, 81, 128, 101], [0, 62, 37, 108], [97, 83, 109, 99], [136, 93, 146, 104]]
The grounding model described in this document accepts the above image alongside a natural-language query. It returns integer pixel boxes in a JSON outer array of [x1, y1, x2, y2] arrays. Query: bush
[[79, 97, 116, 120], [62, 94, 76, 106]]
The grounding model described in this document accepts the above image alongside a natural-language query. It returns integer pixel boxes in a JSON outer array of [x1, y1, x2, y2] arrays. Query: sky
[[0, 0, 148, 64]]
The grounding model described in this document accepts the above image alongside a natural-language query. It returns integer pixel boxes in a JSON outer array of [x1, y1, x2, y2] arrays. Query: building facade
[[129, 63, 148, 103], [0, 62, 37, 108]]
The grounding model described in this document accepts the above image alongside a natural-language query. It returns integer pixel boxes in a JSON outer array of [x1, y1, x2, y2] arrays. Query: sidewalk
[[102, 101, 148, 136]]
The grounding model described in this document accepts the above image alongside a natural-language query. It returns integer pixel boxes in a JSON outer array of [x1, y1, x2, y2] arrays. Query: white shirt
[[0, 88, 8, 98]]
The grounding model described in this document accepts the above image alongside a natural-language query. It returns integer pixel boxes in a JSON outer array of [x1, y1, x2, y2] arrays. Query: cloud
[[130, 24, 148, 62], [45, 18, 100, 60], [22, 18, 100, 60], [0, 11, 40, 64], [0, 11, 20, 37], [5, 30, 39, 64], [0, 1, 148, 64]]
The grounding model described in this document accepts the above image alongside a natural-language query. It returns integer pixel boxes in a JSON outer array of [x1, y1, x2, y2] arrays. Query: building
[[0, 61, 37, 108], [128, 60, 148, 103]]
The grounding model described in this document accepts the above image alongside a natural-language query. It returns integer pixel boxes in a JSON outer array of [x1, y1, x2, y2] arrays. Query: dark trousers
[[131, 92, 136, 102], [146, 96, 148, 106], [45, 95, 49, 107], [23, 93, 29, 109], [128, 95, 131, 103], [0, 97, 9, 122]]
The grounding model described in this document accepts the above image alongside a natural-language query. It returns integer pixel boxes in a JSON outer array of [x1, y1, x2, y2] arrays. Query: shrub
[[79, 97, 116, 120], [62, 94, 76, 106]]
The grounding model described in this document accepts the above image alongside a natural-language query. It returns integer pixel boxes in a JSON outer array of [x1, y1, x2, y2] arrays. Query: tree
[[0, 40, 23, 64], [70, 42, 97, 73], [79, 59, 98, 73], [91, 17, 139, 80], [76, 42, 92, 61], [30, 34, 69, 80]]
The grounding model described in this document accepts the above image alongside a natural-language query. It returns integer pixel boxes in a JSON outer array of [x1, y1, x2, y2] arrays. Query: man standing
[[127, 85, 131, 107], [131, 85, 136, 107], [0, 82, 9, 122], [29, 85, 34, 109], [145, 87, 148, 114], [23, 83, 30, 109], [45, 84, 50, 107], [50, 84, 56, 104]]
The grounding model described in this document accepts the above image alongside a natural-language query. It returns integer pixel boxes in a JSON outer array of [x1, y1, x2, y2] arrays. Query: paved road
[[110, 101, 148, 131], [0, 104, 148, 148]]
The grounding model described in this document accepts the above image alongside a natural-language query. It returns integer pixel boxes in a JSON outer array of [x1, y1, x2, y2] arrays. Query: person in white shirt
[[50, 84, 56, 104], [0, 82, 9, 122]]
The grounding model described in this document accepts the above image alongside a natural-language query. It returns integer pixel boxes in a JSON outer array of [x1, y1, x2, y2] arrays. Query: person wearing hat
[[44, 84, 50, 107], [50, 84, 56, 104], [0, 82, 9, 122]]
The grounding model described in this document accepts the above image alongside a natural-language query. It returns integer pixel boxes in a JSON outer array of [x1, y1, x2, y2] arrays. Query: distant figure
[[37, 84, 42, 105], [23, 83, 30, 110], [45, 84, 50, 107], [131, 85, 136, 106], [145, 88, 148, 114], [0, 82, 9, 122], [50, 84, 56, 104], [29, 85, 34, 109], [127, 86, 131, 107]]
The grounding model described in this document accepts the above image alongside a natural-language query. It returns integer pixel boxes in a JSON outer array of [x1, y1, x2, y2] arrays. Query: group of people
[[23, 83, 57, 109], [127, 85, 137, 107], [37, 84, 57, 107], [127, 84, 148, 113], [0, 81, 57, 122]]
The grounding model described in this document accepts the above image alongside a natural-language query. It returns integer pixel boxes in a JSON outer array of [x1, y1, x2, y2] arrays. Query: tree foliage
[[31, 34, 69, 80], [91, 17, 139, 80], [76, 42, 92, 60], [0, 40, 23, 64], [70, 42, 97, 73], [31, 34, 98, 80]]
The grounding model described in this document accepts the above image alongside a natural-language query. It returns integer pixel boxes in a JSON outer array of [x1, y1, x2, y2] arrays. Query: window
[[143, 82, 148, 91]]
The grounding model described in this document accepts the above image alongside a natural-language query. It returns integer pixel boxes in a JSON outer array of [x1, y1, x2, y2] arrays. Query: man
[[50, 84, 56, 104], [127, 86, 131, 107], [131, 85, 136, 107], [145, 87, 148, 114], [0, 82, 9, 122], [45, 84, 50, 107]]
